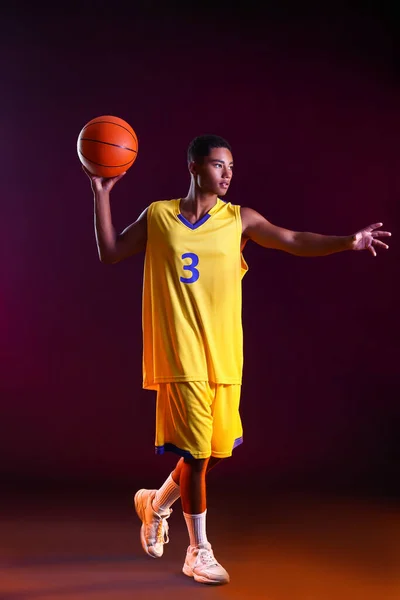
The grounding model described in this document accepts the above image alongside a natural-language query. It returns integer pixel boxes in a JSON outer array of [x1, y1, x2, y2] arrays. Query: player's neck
[[180, 184, 218, 218]]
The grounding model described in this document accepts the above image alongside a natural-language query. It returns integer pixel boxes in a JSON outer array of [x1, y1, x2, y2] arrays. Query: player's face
[[192, 147, 234, 196]]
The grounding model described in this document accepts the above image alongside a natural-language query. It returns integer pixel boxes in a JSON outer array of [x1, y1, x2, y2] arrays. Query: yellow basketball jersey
[[142, 198, 248, 389]]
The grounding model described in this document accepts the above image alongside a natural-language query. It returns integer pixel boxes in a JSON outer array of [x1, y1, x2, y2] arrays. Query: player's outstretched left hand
[[351, 223, 391, 257]]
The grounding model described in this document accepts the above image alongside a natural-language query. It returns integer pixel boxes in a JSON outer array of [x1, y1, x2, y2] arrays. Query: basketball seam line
[[80, 137, 137, 153], [78, 150, 135, 168]]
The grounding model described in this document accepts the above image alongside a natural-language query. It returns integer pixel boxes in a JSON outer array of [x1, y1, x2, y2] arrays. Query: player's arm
[[241, 207, 391, 257], [84, 167, 148, 264]]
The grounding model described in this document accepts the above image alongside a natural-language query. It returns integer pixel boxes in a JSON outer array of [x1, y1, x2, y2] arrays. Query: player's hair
[[187, 134, 232, 163]]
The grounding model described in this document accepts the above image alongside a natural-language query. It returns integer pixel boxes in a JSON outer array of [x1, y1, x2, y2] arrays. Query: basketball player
[[84, 135, 390, 585]]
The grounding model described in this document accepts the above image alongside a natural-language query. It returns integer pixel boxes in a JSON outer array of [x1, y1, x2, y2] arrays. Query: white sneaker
[[182, 542, 230, 585], [134, 488, 172, 558]]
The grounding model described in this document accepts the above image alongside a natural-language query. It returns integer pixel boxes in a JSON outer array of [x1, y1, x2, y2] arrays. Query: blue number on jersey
[[180, 253, 199, 284]]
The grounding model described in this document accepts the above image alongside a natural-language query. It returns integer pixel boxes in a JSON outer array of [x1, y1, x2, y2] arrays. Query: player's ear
[[188, 160, 197, 176]]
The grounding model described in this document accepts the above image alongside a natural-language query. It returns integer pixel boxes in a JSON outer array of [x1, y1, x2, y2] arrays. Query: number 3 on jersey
[[180, 252, 199, 284]]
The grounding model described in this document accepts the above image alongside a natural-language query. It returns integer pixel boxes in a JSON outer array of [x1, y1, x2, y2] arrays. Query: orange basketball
[[77, 115, 138, 177]]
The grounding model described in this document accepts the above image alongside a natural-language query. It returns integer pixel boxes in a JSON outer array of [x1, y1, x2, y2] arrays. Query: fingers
[[368, 223, 393, 237], [369, 222, 383, 230], [372, 239, 389, 250], [81, 165, 127, 184], [367, 238, 389, 256], [371, 230, 391, 238], [82, 165, 97, 179], [103, 172, 127, 192], [114, 172, 127, 182]]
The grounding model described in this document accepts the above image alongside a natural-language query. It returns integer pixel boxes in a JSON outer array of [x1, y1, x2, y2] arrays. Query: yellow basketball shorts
[[155, 381, 243, 459]]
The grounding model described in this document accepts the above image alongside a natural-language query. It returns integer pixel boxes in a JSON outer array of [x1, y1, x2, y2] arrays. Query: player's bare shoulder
[[240, 206, 255, 234], [240, 206, 267, 236]]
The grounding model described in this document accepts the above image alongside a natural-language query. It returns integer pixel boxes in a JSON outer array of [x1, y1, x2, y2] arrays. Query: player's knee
[[183, 456, 209, 472]]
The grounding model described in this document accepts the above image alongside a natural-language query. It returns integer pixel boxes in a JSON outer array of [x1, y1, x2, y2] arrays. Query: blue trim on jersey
[[177, 213, 211, 230], [155, 443, 194, 459]]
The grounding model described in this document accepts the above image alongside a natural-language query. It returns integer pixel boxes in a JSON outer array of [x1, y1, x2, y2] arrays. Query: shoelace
[[198, 548, 218, 567], [156, 515, 170, 545]]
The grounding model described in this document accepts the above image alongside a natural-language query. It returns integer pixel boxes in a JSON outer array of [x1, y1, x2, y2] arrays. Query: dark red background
[[1, 2, 398, 493]]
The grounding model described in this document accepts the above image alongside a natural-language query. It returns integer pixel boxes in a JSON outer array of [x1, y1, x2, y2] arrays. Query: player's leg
[[170, 455, 221, 484], [134, 382, 215, 558], [134, 381, 235, 577], [135, 455, 221, 559], [180, 455, 230, 585], [180, 456, 208, 513], [151, 381, 221, 515], [152, 455, 220, 513], [182, 384, 243, 585], [133, 384, 180, 559], [146, 455, 219, 526]]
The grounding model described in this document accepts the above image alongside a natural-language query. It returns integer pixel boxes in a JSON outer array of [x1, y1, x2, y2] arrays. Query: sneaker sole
[[134, 489, 162, 559], [182, 563, 229, 585]]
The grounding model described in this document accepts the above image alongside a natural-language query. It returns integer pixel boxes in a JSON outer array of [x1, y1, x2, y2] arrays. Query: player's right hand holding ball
[[82, 165, 126, 194]]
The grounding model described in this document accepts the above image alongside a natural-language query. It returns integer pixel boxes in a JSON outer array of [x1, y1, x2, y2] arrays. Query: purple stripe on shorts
[[155, 438, 244, 458], [155, 443, 194, 459], [233, 436, 243, 450]]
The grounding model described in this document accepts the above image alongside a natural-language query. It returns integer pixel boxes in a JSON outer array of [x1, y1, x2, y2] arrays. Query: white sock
[[183, 509, 208, 547], [152, 473, 180, 514]]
